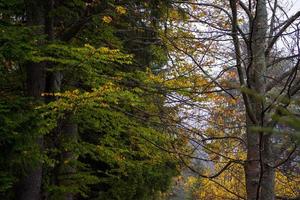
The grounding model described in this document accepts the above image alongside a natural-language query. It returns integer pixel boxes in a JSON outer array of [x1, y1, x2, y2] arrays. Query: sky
[[288, 0, 300, 15]]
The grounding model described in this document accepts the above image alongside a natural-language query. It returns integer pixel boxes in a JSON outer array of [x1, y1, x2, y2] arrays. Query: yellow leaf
[[102, 16, 112, 23], [116, 6, 126, 15]]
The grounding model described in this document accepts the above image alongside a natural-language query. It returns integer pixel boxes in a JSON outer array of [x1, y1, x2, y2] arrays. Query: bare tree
[[164, 0, 300, 199]]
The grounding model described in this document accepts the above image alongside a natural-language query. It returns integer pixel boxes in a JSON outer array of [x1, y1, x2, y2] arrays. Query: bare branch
[[266, 11, 300, 56]]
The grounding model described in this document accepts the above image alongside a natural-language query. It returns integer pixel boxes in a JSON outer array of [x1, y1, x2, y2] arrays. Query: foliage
[[0, 96, 55, 197], [0, 0, 186, 199]]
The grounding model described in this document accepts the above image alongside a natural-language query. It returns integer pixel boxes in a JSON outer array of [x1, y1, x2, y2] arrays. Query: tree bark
[[58, 120, 78, 200], [260, 135, 275, 200], [245, 119, 260, 200], [15, 1, 46, 200], [245, 0, 275, 200]]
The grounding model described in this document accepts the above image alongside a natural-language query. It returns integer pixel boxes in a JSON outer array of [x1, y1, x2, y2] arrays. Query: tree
[[0, 0, 185, 199], [161, 0, 300, 199]]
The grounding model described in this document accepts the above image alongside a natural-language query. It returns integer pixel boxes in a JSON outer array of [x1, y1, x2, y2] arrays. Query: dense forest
[[0, 0, 299, 200]]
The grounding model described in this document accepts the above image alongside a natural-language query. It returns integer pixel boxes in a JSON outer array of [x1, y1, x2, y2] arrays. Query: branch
[[266, 11, 300, 56], [271, 144, 297, 168], [289, 77, 300, 96], [276, 196, 300, 200], [267, 54, 300, 68], [202, 136, 246, 146], [229, 0, 257, 124], [265, 66, 298, 92], [209, 178, 246, 200], [166, 36, 237, 99], [59, 16, 92, 42], [268, 0, 278, 40], [178, 151, 245, 199], [173, 1, 248, 44], [179, 153, 233, 179], [239, 1, 252, 21]]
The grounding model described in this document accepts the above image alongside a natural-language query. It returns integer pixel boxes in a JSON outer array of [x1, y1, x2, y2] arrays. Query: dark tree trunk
[[17, 37, 46, 200], [43, 1, 78, 199], [15, 1, 46, 200], [58, 120, 78, 200]]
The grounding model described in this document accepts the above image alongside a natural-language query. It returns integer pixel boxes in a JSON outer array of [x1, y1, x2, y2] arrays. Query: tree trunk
[[44, 1, 78, 198], [245, 0, 275, 200], [260, 135, 275, 200], [58, 120, 78, 200], [245, 119, 260, 200], [15, 1, 46, 200], [45, 78, 78, 200]]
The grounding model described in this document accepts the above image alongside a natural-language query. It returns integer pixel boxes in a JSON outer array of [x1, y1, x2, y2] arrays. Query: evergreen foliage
[[0, 0, 184, 199]]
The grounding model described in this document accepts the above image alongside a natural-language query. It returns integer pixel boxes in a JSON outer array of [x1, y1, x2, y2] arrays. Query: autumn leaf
[[116, 6, 127, 15], [102, 16, 112, 23]]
